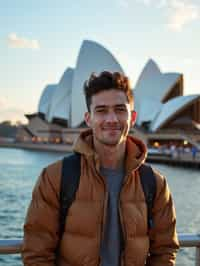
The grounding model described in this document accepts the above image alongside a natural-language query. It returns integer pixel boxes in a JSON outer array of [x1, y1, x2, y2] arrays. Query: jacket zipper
[[118, 173, 129, 266], [119, 170, 139, 265], [101, 190, 109, 240]]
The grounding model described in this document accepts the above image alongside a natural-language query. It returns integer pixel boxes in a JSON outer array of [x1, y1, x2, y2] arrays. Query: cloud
[[121, 0, 199, 31], [167, 0, 199, 31], [0, 107, 27, 123], [0, 97, 27, 123], [7, 33, 40, 50], [0, 97, 8, 108]]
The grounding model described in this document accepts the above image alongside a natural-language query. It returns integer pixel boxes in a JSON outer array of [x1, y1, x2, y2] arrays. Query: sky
[[0, 0, 199, 123]]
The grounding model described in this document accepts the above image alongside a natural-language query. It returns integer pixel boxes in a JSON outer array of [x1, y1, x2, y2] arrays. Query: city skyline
[[0, 0, 199, 123]]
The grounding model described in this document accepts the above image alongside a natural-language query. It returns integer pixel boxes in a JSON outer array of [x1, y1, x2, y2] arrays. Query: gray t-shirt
[[100, 166, 125, 266]]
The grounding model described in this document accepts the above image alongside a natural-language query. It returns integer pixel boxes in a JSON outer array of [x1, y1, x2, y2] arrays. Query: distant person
[[191, 146, 198, 160], [170, 144, 177, 159], [177, 145, 183, 159], [22, 71, 179, 265]]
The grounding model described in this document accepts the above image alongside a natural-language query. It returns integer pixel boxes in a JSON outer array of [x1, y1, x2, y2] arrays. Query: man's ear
[[131, 110, 137, 126], [84, 112, 91, 127]]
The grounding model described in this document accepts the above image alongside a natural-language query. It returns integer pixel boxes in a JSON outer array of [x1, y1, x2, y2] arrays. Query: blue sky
[[0, 0, 199, 123]]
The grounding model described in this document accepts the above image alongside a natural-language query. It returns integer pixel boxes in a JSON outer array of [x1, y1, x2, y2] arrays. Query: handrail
[[1, 234, 200, 265], [179, 234, 200, 266], [0, 239, 22, 254]]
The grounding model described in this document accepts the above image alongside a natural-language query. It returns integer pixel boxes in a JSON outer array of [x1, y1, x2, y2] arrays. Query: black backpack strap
[[139, 164, 156, 230], [59, 152, 81, 238]]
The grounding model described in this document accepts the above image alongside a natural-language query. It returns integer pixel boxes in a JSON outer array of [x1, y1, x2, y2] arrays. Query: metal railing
[[0, 239, 22, 254], [0, 234, 200, 265], [179, 234, 200, 266]]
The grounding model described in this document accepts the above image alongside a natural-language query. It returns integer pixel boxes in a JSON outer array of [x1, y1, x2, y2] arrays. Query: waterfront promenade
[[0, 141, 72, 152], [0, 141, 199, 168], [147, 152, 200, 168]]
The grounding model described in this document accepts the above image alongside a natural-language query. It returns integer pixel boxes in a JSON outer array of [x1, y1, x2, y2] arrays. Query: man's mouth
[[102, 127, 121, 130]]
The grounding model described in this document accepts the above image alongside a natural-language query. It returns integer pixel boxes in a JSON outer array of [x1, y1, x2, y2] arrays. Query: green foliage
[[0, 121, 18, 138]]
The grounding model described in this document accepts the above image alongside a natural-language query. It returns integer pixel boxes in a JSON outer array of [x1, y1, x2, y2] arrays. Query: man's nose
[[105, 111, 118, 122]]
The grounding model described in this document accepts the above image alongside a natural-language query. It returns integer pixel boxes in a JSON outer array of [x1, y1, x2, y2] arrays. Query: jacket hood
[[73, 129, 147, 173]]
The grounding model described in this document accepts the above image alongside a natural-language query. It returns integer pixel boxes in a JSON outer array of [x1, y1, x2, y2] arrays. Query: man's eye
[[96, 109, 106, 113], [116, 108, 126, 112]]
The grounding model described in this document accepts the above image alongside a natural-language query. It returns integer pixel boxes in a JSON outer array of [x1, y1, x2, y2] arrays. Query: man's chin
[[103, 142, 119, 147], [100, 138, 121, 146]]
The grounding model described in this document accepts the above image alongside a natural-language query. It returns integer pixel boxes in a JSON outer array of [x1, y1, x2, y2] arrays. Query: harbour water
[[0, 147, 199, 266]]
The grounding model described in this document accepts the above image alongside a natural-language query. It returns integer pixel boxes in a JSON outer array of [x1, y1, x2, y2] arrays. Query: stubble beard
[[95, 129, 124, 147]]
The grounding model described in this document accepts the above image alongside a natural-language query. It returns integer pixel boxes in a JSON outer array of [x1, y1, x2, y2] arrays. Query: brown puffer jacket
[[22, 129, 179, 266]]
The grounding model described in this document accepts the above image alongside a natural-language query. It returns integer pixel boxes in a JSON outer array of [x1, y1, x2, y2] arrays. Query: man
[[22, 71, 179, 266]]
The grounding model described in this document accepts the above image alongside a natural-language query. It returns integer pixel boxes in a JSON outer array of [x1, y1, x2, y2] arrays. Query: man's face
[[85, 89, 135, 147]]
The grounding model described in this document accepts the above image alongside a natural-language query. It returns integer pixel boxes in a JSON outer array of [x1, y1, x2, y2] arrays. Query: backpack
[[59, 153, 156, 239]]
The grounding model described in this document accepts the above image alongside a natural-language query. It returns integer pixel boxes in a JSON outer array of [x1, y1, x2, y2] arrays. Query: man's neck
[[94, 140, 126, 170]]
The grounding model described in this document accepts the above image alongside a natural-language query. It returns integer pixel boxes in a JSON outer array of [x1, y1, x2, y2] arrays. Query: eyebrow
[[94, 104, 128, 110]]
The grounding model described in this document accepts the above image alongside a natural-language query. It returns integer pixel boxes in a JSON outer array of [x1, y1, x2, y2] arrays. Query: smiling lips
[[102, 127, 121, 130]]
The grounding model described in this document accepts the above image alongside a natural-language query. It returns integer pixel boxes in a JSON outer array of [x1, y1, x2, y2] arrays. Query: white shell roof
[[46, 68, 73, 122], [134, 96, 163, 126], [150, 95, 200, 131], [134, 59, 181, 126], [37, 42, 199, 132], [71, 40, 125, 127], [134, 59, 181, 103], [38, 84, 57, 116]]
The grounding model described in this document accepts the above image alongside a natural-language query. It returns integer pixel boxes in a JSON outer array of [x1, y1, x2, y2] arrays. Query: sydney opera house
[[17, 40, 200, 147]]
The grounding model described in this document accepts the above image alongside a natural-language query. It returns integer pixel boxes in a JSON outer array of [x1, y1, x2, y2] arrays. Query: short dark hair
[[84, 71, 134, 111]]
